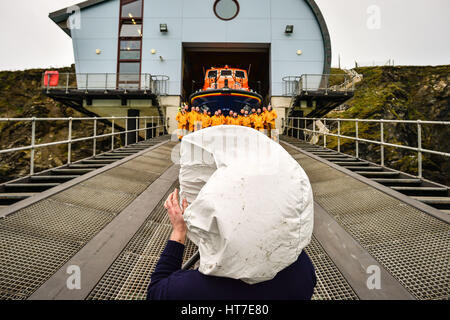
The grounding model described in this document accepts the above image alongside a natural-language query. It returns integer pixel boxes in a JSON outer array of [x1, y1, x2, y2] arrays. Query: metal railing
[[0, 116, 165, 176], [285, 117, 450, 178], [282, 74, 354, 96], [42, 73, 169, 95]]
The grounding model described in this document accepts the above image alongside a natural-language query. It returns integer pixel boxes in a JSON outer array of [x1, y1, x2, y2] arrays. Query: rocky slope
[[0, 66, 118, 183], [326, 65, 449, 186]]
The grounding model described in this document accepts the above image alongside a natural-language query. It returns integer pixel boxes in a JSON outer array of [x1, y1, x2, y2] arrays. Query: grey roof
[[49, 0, 331, 73]]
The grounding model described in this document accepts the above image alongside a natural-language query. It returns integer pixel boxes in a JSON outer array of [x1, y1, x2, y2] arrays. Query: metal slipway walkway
[[0, 135, 448, 300]]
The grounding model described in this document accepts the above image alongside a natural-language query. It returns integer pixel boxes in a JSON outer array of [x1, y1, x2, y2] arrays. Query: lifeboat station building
[[46, 0, 350, 136]]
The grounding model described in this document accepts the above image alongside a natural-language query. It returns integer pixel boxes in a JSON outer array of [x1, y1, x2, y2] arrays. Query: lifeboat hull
[[189, 89, 263, 113]]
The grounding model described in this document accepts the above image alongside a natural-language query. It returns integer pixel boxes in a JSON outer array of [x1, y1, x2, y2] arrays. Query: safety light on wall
[[297, 50, 303, 55], [95, 49, 101, 55], [151, 49, 156, 54], [160, 24, 168, 33], [285, 25, 294, 34]]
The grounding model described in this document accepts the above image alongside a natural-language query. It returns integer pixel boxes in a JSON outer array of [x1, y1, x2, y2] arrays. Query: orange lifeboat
[[190, 65, 263, 113]]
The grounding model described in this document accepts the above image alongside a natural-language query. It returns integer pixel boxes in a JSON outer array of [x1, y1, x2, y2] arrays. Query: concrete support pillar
[[160, 96, 181, 136], [127, 109, 139, 144]]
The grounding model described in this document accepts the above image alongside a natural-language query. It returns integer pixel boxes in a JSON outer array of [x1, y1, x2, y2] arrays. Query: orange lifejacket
[[211, 116, 222, 126], [201, 114, 211, 128], [228, 117, 240, 126], [187, 111, 198, 129], [250, 113, 258, 126], [241, 116, 252, 127], [176, 111, 187, 128], [266, 110, 277, 126], [253, 114, 265, 129], [225, 116, 233, 125]]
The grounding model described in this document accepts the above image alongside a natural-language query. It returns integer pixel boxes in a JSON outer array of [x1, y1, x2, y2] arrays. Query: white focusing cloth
[[179, 126, 314, 284]]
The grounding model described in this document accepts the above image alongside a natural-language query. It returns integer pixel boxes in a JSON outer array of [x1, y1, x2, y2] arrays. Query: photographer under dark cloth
[[146, 189, 317, 300]]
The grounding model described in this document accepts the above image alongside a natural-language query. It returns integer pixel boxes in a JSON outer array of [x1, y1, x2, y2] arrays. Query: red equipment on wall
[[43, 71, 59, 87]]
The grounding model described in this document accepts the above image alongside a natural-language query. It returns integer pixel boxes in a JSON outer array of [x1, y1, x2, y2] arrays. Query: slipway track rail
[[0, 135, 448, 300]]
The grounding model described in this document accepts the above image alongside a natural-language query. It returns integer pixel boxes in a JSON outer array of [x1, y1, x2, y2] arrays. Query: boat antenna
[[248, 64, 252, 77], [202, 67, 206, 77]]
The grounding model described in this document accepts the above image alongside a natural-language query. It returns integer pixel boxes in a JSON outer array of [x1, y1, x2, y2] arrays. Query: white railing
[[282, 74, 354, 96], [285, 117, 450, 178], [42, 73, 169, 95], [0, 116, 165, 176]]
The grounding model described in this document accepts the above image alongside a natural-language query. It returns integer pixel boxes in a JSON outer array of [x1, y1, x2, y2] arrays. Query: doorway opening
[[182, 43, 270, 106]]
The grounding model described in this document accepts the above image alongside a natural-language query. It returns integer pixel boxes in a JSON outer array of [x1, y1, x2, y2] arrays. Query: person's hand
[[164, 188, 188, 244]]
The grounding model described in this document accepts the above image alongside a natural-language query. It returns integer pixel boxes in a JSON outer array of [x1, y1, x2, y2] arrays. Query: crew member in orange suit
[[211, 111, 223, 127], [217, 109, 226, 125], [250, 108, 257, 128], [226, 110, 234, 125], [187, 107, 196, 132], [201, 109, 211, 128], [266, 105, 278, 138], [237, 109, 245, 126], [228, 112, 241, 126], [175, 108, 188, 141], [241, 110, 252, 128], [253, 108, 265, 132], [262, 107, 269, 131], [194, 107, 203, 131]]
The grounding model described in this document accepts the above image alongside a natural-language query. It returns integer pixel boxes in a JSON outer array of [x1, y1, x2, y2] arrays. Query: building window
[[214, 0, 239, 21], [117, 0, 143, 89], [121, 0, 142, 18], [120, 23, 143, 37]]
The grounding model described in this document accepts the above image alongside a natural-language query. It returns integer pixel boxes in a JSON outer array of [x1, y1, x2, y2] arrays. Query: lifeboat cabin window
[[235, 71, 245, 78], [221, 70, 232, 76], [208, 70, 217, 78]]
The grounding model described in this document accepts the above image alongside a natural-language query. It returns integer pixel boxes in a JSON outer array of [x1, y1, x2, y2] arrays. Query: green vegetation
[[0, 65, 119, 182], [326, 65, 449, 185]]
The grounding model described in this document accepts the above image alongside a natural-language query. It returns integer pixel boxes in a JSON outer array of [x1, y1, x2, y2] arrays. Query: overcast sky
[[0, 0, 448, 71]]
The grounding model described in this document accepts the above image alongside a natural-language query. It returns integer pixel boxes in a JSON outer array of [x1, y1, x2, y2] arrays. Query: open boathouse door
[[181, 43, 271, 107]]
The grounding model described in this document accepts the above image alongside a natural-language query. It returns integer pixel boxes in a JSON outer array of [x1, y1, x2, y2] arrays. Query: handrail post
[[144, 118, 147, 140], [417, 120, 422, 178], [111, 116, 115, 151], [30, 118, 36, 175], [125, 117, 128, 146], [46, 73, 50, 93], [135, 116, 138, 143], [157, 116, 160, 137], [104, 73, 108, 93], [313, 118, 316, 144], [323, 119, 326, 148], [68, 117, 72, 164], [65, 73, 69, 94], [355, 120, 359, 158], [93, 117, 97, 156], [380, 120, 384, 167], [85, 73, 89, 93], [337, 119, 341, 153], [304, 118, 307, 141]]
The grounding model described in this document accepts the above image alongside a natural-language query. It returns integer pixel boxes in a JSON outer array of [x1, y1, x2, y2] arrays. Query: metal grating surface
[[283, 139, 450, 300], [88, 178, 356, 300], [87, 181, 200, 300], [304, 236, 359, 300], [0, 137, 172, 300]]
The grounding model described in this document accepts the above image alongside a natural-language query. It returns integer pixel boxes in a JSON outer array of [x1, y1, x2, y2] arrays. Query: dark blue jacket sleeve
[[146, 240, 185, 300]]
